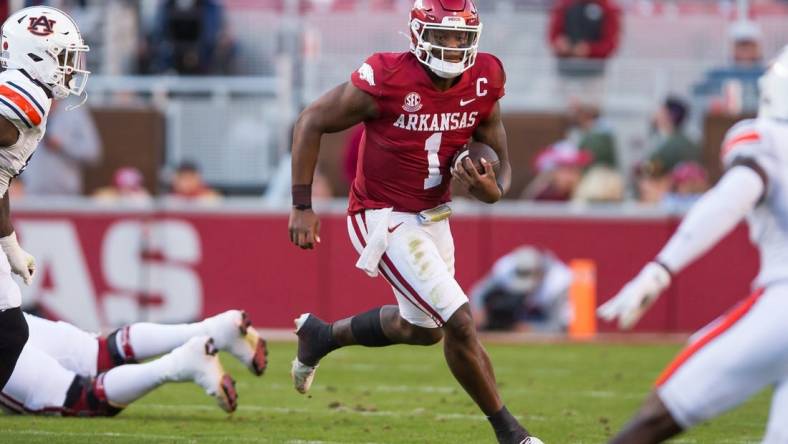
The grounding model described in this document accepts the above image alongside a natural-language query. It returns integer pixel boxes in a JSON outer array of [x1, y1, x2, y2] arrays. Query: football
[[453, 141, 501, 176]]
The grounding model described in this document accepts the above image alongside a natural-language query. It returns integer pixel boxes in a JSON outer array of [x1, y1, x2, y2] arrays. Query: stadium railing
[[86, 75, 292, 192]]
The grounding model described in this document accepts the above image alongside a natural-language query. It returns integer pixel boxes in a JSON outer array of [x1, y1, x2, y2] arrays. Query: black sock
[[323, 323, 341, 353], [488, 406, 527, 435], [297, 315, 341, 366], [350, 307, 394, 347]]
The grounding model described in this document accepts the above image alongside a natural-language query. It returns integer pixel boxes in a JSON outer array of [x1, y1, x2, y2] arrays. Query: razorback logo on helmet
[[27, 16, 56, 36]]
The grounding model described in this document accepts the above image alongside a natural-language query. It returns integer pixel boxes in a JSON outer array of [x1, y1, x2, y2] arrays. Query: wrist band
[[292, 184, 312, 210], [653, 259, 675, 280]]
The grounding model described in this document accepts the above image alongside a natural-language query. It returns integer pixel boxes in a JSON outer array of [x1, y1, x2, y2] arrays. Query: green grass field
[[0, 341, 771, 443]]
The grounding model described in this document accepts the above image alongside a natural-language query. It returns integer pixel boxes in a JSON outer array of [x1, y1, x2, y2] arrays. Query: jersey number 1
[[423, 132, 442, 190]]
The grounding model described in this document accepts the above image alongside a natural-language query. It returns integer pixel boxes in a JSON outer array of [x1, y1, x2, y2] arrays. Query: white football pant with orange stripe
[[657, 283, 788, 443], [347, 208, 468, 328]]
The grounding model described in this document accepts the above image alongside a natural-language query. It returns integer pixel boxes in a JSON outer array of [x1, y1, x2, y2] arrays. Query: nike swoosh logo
[[388, 222, 404, 233], [460, 98, 476, 106]]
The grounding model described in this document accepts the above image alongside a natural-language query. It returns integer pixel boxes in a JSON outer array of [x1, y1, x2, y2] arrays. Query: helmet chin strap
[[409, 23, 475, 80], [51, 84, 69, 100], [65, 90, 88, 111], [430, 66, 461, 79], [428, 57, 464, 79], [417, 42, 464, 79]]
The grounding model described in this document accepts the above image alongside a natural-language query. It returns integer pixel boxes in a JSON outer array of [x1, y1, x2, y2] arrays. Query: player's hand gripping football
[[289, 208, 321, 250], [0, 232, 35, 285], [597, 262, 671, 329], [451, 157, 502, 203]]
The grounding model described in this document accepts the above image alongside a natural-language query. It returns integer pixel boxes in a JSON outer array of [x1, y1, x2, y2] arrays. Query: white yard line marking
[[0, 429, 198, 442], [0, 428, 377, 444], [137, 403, 542, 423], [259, 382, 643, 399], [286, 441, 381, 444]]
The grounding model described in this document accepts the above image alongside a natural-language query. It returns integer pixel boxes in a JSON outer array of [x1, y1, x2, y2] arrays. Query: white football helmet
[[758, 45, 788, 121], [0, 6, 89, 100]]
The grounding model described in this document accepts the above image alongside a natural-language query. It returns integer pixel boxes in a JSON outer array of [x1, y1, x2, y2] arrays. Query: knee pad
[[63, 374, 123, 417]]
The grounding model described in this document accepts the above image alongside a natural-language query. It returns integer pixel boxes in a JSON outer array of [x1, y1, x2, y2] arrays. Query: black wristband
[[653, 259, 675, 280], [292, 184, 312, 210]]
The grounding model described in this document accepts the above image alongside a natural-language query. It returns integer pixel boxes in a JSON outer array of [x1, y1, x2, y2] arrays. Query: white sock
[[118, 321, 208, 361], [102, 354, 179, 406]]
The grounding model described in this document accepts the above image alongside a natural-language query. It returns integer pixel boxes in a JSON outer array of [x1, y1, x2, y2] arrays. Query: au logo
[[27, 16, 56, 37]]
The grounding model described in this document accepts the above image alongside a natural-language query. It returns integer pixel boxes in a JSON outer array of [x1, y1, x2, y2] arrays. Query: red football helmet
[[409, 0, 482, 79]]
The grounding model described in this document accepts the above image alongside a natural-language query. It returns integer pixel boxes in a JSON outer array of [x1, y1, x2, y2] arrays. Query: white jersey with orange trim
[[0, 69, 51, 196], [644, 117, 788, 439], [720, 117, 788, 288]]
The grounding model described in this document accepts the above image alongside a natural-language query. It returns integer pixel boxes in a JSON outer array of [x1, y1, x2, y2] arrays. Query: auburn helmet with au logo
[[0, 6, 89, 100], [409, 0, 482, 79]]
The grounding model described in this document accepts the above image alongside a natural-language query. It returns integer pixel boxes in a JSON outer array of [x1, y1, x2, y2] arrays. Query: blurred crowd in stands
[[1, 0, 783, 207], [515, 92, 708, 209], [7, 82, 223, 203], [173, 0, 788, 14], [16, 0, 238, 76], [9, 0, 784, 77], [514, 0, 763, 208]]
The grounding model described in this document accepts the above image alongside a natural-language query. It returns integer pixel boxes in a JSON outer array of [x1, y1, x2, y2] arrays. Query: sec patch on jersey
[[452, 141, 500, 176]]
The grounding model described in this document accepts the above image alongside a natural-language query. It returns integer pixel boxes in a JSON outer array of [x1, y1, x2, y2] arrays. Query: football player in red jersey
[[288, 1, 540, 443]]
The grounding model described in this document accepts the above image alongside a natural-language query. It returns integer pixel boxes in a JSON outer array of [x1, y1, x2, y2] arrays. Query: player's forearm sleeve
[[656, 166, 764, 273]]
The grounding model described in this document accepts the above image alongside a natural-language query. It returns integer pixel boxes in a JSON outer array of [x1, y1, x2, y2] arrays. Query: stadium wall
[[12, 202, 757, 335]]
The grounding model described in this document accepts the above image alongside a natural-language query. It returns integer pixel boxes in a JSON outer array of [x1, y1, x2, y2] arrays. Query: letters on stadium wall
[[12, 209, 758, 334]]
